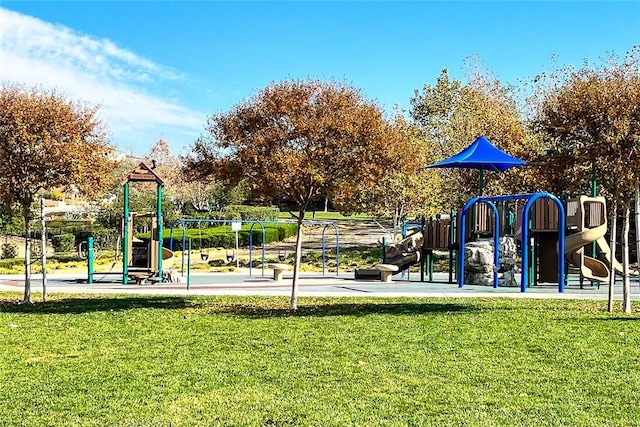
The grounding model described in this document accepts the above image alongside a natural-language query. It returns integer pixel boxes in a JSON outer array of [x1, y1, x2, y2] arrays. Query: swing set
[[169, 218, 341, 277]]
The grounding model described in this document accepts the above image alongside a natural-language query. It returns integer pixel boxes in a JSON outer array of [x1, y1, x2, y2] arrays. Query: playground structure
[[458, 192, 566, 292], [372, 190, 636, 293], [515, 195, 637, 286], [86, 162, 173, 284], [564, 196, 610, 284], [83, 162, 633, 291]]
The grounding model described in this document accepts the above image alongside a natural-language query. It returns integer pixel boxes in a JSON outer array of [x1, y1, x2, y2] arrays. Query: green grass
[[1, 294, 639, 426]]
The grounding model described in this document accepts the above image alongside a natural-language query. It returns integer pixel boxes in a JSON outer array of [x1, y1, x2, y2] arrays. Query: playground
[[1, 141, 639, 427], [39, 151, 634, 300]]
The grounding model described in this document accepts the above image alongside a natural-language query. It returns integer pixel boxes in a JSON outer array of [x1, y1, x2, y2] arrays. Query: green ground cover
[[1, 295, 639, 426]]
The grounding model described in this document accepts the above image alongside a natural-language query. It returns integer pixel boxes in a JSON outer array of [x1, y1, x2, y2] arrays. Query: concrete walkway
[[1, 271, 639, 300]]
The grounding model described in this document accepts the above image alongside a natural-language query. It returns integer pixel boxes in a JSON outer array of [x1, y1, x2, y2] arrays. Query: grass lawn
[[1, 294, 639, 426]]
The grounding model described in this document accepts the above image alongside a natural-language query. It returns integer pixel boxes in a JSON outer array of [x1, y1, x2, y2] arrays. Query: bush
[[91, 228, 119, 251], [221, 205, 279, 221], [30, 239, 42, 259], [0, 258, 23, 269], [1, 243, 18, 259], [52, 234, 75, 253], [157, 223, 298, 251]]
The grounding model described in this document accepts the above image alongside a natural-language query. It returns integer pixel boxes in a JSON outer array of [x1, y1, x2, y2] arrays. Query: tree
[[0, 84, 115, 303], [532, 47, 640, 312], [187, 79, 394, 309], [334, 114, 441, 239], [410, 67, 529, 209]]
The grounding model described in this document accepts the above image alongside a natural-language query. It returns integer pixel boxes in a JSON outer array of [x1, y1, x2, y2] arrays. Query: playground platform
[[1, 271, 639, 300]]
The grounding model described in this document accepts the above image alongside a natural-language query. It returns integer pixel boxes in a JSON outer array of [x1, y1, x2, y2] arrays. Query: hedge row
[[220, 205, 280, 221], [30, 228, 120, 253], [140, 223, 298, 251], [0, 258, 23, 268], [52, 234, 75, 253]]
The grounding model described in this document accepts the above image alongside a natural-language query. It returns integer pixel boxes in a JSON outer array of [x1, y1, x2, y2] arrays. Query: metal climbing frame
[[458, 192, 566, 293]]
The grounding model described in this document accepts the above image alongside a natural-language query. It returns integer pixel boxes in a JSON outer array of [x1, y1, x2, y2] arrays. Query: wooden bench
[[374, 264, 399, 282], [268, 263, 290, 281]]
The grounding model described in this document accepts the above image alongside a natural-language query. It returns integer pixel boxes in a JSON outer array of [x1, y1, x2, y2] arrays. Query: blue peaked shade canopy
[[425, 136, 526, 172]]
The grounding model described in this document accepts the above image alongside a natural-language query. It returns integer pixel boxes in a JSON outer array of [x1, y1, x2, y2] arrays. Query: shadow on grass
[[0, 296, 200, 314], [217, 302, 474, 318], [0, 295, 472, 317]]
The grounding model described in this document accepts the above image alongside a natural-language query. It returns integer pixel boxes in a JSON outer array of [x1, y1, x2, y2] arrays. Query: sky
[[1, 1, 638, 156]]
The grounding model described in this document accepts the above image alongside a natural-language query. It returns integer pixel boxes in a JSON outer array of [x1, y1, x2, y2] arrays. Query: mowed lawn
[[1, 294, 639, 426]]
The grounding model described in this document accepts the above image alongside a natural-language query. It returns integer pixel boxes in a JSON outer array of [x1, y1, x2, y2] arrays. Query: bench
[[268, 263, 290, 281], [374, 264, 399, 282]]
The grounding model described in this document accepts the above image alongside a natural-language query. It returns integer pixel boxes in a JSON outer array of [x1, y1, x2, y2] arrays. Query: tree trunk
[[622, 206, 631, 313], [607, 200, 618, 312], [22, 213, 32, 304], [41, 198, 47, 303], [636, 185, 640, 273], [289, 212, 305, 310]]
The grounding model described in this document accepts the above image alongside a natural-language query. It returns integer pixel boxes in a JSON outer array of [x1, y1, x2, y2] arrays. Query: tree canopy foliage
[[531, 48, 640, 203], [410, 68, 529, 208], [530, 48, 640, 312], [187, 79, 404, 309], [0, 84, 115, 302]]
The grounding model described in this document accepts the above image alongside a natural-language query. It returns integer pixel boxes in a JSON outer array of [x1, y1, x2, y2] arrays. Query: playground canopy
[[425, 135, 527, 194]]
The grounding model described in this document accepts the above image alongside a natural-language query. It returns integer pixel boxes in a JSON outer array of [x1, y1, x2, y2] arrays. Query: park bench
[[268, 263, 290, 281], [374, 264, 399, 282]]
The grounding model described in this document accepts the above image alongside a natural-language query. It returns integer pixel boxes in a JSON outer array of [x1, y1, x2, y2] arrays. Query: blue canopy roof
[[425, 136, 526, 172]]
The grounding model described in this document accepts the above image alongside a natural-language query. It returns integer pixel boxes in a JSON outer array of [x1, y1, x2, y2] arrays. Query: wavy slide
[[564, 223, 610, 283]]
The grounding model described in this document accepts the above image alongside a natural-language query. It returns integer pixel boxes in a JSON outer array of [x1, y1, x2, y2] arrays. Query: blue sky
[[1, 2, 638, 155]]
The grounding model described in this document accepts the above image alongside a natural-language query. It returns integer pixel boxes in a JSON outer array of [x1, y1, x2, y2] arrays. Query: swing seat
[[268, 263, 290, 281]]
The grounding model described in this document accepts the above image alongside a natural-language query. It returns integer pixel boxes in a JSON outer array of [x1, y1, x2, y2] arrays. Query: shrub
[[52, 234, 75, 253], [157, 223, 298, 251], [30, 239, 42, 259], [1, 243, 18, 259], [0, 258, 23, 269], [221, 205, 279, 221], [91, 228, 119, 251]]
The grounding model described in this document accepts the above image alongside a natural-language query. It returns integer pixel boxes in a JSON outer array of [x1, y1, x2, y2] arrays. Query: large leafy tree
[[334, 114, 441, 238], [0, 84, 115, 303], [187, 79, 394, 309], [532, 48, 640, 312], [410, 67, 529, 209]]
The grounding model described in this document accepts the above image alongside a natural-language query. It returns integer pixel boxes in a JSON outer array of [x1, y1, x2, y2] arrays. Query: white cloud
[[0, 8, 205, 152]]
